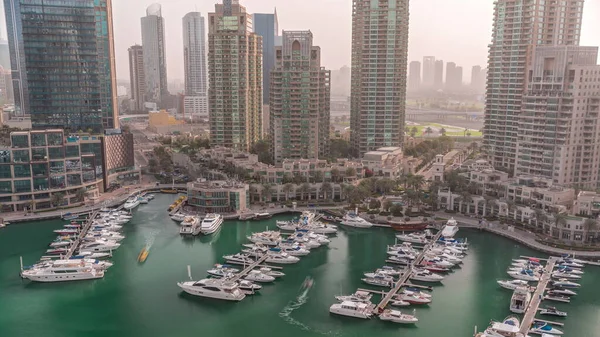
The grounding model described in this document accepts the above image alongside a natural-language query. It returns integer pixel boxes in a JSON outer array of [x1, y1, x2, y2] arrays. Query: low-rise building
[[573, 191, 600, 217], [148, 110, 184, 133], [187, 179, 249, 214]]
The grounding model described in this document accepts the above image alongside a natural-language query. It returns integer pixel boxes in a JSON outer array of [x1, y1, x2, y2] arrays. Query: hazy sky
[[8, 0, 600, 81]]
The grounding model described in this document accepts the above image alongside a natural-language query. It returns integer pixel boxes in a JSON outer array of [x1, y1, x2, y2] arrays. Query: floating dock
[[519, 256, 558, 334], [227, 255, 270, 282], [374, 229, 444, 313], [64, 210, 99, 259]]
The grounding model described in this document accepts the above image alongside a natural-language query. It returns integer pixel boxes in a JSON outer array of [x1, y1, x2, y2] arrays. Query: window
[[14, 180, 31, 193], [14, 164, 31, 178]]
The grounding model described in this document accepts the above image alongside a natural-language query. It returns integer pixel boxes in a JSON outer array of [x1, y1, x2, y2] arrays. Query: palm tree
[[376, 178, 395, 194], [51, 192, 65, 208], [261, 183, 274, 202], [321, 182, 333, 200], [75, 188, 87, 202], [249, 185, 259, 202], [410, 126, 418, 137], [312, 171, 324, 184], [506, 199, 516, 220], [283, 183, 295, 201], [533, 208, 547, 231], [383, 199, 393, 212], [552, 212, 567, 239], [408, 175, 425, 191], [582, 218, 597, 243], [439, 128, 447, 136], [331, 168, 340, 183], [424, 127, 433, 137], [482, 195, 494, 217], [300, 183, 311, 201], [345, 167, 356, 179]]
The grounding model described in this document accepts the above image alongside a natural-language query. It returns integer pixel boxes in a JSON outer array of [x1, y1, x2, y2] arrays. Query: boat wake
[[278, 278, 340, 337]]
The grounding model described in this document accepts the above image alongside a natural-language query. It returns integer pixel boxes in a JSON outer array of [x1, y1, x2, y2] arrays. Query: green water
[[1, 194, 599, 337]]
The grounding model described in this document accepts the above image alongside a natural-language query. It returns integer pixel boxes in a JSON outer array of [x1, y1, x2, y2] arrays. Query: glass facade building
[[4, 0, 118, 131], [253, 12, 279, 105], [141, 3, 168, 106]]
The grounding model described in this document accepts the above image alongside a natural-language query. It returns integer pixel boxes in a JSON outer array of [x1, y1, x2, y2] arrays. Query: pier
[[519, 256, 558, 334], [63, 210, 99, 259], [374, 229, 444, 313], [227, 255, 270, 282]]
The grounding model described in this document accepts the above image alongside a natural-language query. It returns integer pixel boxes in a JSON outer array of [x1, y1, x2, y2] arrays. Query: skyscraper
[[253, 11, 280, 105], [470, 65, 482, 91], [141, 3, 168, 106], [183, 12, 207, 96], [270, 31, 330, 164], [182, 12, 208, 118], [4, 0, 118, 130], [434, 60, 444, 89], [422, 56, 435, 87], [516, 46, 600, 188], [408, 61, 421, 92], [208, 0, 262, 151], [350, 0, 409, 156], [128, 45, 146, 112], [445, 62, 456, 90], [484, 0, 584, 171]]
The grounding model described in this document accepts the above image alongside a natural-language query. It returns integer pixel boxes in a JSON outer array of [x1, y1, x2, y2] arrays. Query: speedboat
[[340, 212, 373, 228], [179, 216, 201, 236], [79, 239, 121, 252], [248, 231, 281, 246], [329, 301, 372, 319], [530, 322, 563, 335], [278, 246, 310, 256], [244, 270, 275, 283], [555, 266, 583, 275], [551, 279, 580, 288], [377, 266, 404, 276], [391, 300, 411, 307], [170, 213, 186, 222], [551, 271, 581, 280], [265, 249, 300, 264], [53, 228, 79, 235], [362, 275, 393, 287], [441, 218, 459, 238], [387, 255, 413, 265], [237, 280, 262, 292], [539, 306, 567, 317], [544, 292, 571, 303], [335, 291, 372, 303], [256, 267, 285, 278], [62, 212, 79, 221], [49, 240, 74, 248], [401, 288, 432, 299], [177, 278, 246, 301], [123, 197, 140, 210], [364, 271, 397, 279], [419, 261, 450, 273], [422, 256, 454, 268], [507, 269, 540, 282], [289, 232, 321, 248], [387, 250, 416, 260], [397, 293, 431, 305], [254, 212, 272, 220], [410, 269, 444, 283], [547, 288, 577, 296], [307, 222, 338, 235], [396, 233, 429, 244], [200, 214, 224, 235], [509, 287, 531, 314], [45, 248, 69, 255], [497, 279, 529, 290], [379, 309, 418, 324], [206, 264, 240, 278], [73, 251, 111, 259]]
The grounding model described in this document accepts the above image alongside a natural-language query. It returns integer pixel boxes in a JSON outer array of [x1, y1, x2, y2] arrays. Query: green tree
[[552, 212, 567, 238], [390, 204, 403, 216], [439, 128, 447, 136], [312, 171, 324, 183], [75, 188, 87, 202], [283, 183, 295, 201], [410, 126, 418, 137], [375, 178, 395, 194], [299, 183, 311, 201], [331, 168, 340, 183], [368, 199, 381, 210], [51, 193, 65, 208], [383, 199, 393, 212], [250, 139, 272, 165], [424, 127, 433, 136], [320, 182, 333, 200], [329, 139, 350, 160], [582, 218, 598, 243], [345, 167, 356, 178], [261, 183, 274, 202]]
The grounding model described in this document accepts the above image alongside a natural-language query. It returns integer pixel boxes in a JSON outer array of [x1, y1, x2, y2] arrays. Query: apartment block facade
[[350, 0, 409, 156], [141, 4, 169, 106], [208, 0, 262, 152], [270, 31, 330, 164], [128, 45, 146, 111]]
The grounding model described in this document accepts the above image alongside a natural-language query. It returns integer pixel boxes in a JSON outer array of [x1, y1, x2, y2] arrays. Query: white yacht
[[507, 269, 540, 282], [206, 264, 240, 278], [340, 213, 373, 228], [256, 267, 285, 278], [223, 253, 255, 265], [79, 239, 120, 252], [200, 214, 224, 235], [441, 218, 459, 238], [244, 270, 275, 283], [170, 213, 187, 222], [85, 231, 125, 242], [179, 216, 201, 236], [123, 197, 140, 210], [497, 279, 529, 290], [248, 231, 282, 246], [379, 309, 418, 324], [509, 287, 531, 314], [177, 278, 246, 301], [329, 301, 373, 319], [410, 269, 444, 283], [476, 316, 524, 337], [21, 262, 105, 282], [265, 248, 300, 264], [335, 290, 373, 303]]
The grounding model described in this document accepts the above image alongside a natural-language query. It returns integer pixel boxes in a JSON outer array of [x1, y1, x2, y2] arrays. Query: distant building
[[141, 4, 169, 106], [187, 180, 249, 214], [434, 60, 444, 89], [408, 61, 421, 91], [0, 39, 9, 69], [330, 66, 351, 96], [128, 45, 146, 112], [148, 110, 184, 133], [270, 31, 330, 164], [208, 0, 262, 151], [350, 0, 409, 156], [5, 0, 118, 130], [183, 95, 208, 119], [445, 62, 463, 90], [182, 12, 208, 96], [422, 56, 435, 87], [470, 65, 485, 93], [0, 66, 13, 104], [253, 11, 280, 105]]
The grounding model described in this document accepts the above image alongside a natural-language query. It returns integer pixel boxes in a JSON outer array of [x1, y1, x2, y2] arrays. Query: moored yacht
[[248, 231, 282, 246], [497, 279, 529, 290], [170, 213, 186, 222], [509, 287, 531, 314], [79, 239, 120, 252], [475, 315, 523, 337], [179, 216, 201, 236], [244, 270, 275, 283], [335, 290, 373, 303], [340, 212, 373, 228], [123, 197, 140, 210], [329, 301, 372, 319], [21, 261, 105, 282], [200, 214, 224, 235], [177, 278, 246, 301], [379, 309, 418, 324], [441, 218, 459, 238]]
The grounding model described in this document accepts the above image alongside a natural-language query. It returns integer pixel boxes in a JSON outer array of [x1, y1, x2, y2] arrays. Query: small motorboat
[[544, 293, 571, 303], [507, 269, 540, 282], [555, 266, 583, 275], [397, 293, 431, 305], [364, 271, 397, 280], [379, 309, 418, 324], [390, 300, 410, 307], [362, 276, 393, 287], [53, 229, 79, 235], [547, 288, 577, 296], [551, 279, 580, 288], [377, 266, 404, 276], [49, 241, 73, 248], [387, 255, 413, 265], [497, 279, 529, 290], [335, 291, 373, 303], [419, 262, 450, 273], [401, 288, 432, 299], [62, 212, 79, 221], [329, 301, 372, 319], [530, 322, 564, 335], [410, 269, 444, 283], [207, 264, 240, 278], [237, 280, 262, 292], [256, 267, 285, 278], [45, 248, 69, 255], [244, 270, 275, 283], [551, 271, 581, 280], [138, 247, 149, 263], [539, 306, 567, 317]]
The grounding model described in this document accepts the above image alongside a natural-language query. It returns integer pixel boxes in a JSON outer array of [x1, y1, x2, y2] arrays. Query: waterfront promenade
[[437, 213, 600, 259]]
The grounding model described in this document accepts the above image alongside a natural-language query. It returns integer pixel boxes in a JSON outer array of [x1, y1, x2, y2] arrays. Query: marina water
[[1, 194, 599, 337]]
